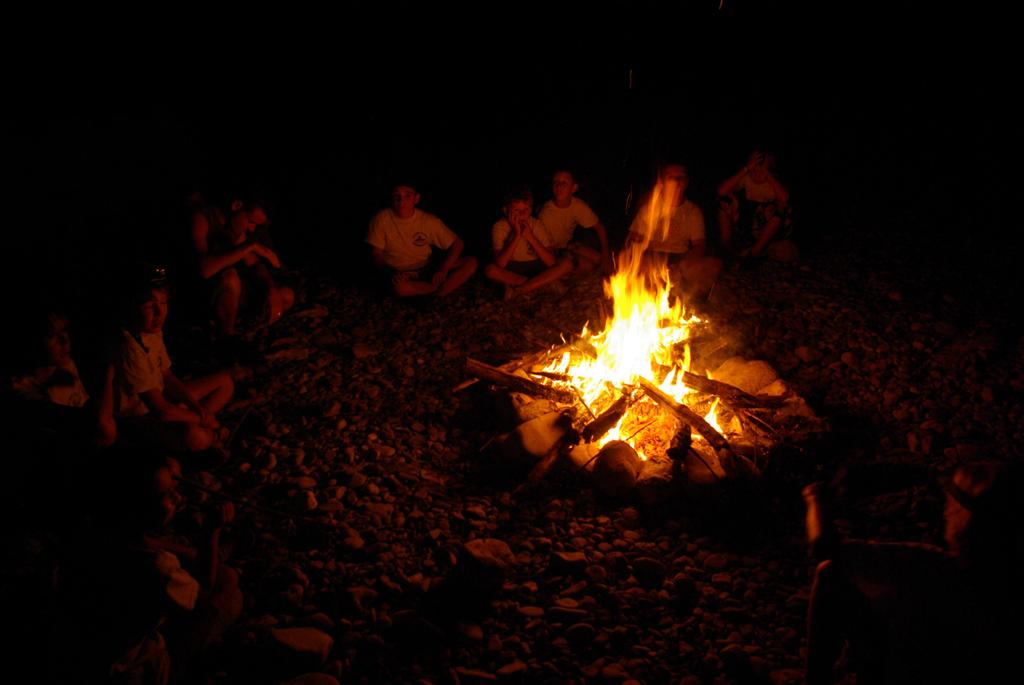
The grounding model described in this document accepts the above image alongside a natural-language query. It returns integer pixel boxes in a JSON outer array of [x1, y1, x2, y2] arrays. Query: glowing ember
[[540, 188, 732, 460]]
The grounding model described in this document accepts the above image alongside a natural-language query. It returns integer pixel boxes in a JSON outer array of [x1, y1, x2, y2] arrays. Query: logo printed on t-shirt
[[413, 232, 428, 247]]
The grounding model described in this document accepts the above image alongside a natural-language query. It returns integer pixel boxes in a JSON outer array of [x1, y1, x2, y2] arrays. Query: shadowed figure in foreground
[[802, 460, 1022, 684]]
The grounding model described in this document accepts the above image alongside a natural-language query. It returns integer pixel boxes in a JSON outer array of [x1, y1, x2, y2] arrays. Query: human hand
[[521, 220, 535, 241], [251, 243, 282, 269], [198, 406, 219, 430]]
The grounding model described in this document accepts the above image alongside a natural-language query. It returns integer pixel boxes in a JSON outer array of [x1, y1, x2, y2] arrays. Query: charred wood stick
[[465, 358, 575, 402], [453, 344, 575, 393], [638, 377, 732, 453], [582, 394, 629, 442], [680, 371, 784, 409], [527, 370, 574, 382]]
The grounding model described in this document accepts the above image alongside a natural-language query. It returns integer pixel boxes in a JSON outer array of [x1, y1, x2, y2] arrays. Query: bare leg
[[718, 203, 737, 252], [437, 256, 478, 296], [393, 277, 439, 297], [750, 216, 782, 257], [183, 371, 234, 415], [517, 256, 573, 295], [266, 285, 296, 325], [765, 239, 799, 263], [569, 245, 602, 273], [677, 256, 723, 299], [212, 269, 242, 337], [806, 560, 846, 685], [483, 263, 529, 287], [120, 416, 216, 452]]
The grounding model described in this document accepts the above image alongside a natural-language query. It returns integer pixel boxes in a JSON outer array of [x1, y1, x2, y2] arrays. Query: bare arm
[[433, 236, 465, 284], [192, 213, 257, 279], [766, 171, 790, 207], [717, 167, 747, 197], [494, 225, 524, 269], [370, 246, 390, 270], [591, 220, 613, 272], [522, 222, 558, 267], [140, 385, 203, 424]]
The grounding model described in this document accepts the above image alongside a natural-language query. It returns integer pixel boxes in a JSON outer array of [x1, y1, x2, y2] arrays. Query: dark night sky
[[3, 6, 1019, 302]]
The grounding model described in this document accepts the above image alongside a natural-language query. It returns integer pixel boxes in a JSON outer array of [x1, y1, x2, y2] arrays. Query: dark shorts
[[506, 259, 548, 278], [722, 197, 794, 244]]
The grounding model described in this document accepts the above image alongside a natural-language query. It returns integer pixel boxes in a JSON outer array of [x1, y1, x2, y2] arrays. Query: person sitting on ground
[[802, 460, 1021, 684], [624, 162, 722, 300], [483, 186, 573, 300], [10, 307, 116, 447], [190, 194, 295, 341], [50, 449, 242, 684], [112, 265, 234, 455], [366, 181, 478, 297], [537, 169, 613, 275], [717, 149, 797, 263]]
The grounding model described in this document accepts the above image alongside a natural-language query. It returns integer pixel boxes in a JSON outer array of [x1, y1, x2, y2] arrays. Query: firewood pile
[[461, 330, 827, 504]]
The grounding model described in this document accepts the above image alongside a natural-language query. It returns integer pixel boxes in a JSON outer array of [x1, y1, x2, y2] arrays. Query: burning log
[[465, 358, 575, 403], [679, 371, 784, 409], [581, 393, 630, 442], [637, 377, 731, 453], [637, 378, 762, 479]]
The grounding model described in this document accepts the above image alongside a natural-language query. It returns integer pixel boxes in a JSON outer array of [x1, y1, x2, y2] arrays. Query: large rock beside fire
[[592, 441, 642, 499], [494, 412, 573, 468], [711, 357, 779, 395], [636, 456, 677, 507]]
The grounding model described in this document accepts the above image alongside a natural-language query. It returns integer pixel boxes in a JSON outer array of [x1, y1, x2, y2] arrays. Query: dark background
[[3, 6, 1019, 306]]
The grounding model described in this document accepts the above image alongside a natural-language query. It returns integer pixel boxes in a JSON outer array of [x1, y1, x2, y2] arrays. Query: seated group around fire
[[366, 157, 795, 301]]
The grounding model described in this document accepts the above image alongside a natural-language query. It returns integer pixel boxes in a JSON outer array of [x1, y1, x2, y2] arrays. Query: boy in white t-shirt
[[483, 187, 573, 300], [537, 170, 613, 275], [366, 183, 478, 297], [114, 267, 234, 455], [625, 163, 723, 300]]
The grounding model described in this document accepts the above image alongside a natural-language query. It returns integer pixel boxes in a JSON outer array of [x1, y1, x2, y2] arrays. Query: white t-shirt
[[115, 330, 171, 417], [492, 217, 557, 263], [366, 208, 458, 271], [538, 197, 600, 249], [628, 199, 705, 255], [12, 359, 90, 408]]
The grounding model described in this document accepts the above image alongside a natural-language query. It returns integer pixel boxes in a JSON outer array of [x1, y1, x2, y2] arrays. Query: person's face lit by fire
[[504, 199, 533, 230], [659, 165, 689, 207], [552, 171, 577, 206], [136, 289, 169, 335], [42, 314, 72, 367], [391, 186, 420, 220], [249, 205, 269, 227], [747, 151, 774, 183]]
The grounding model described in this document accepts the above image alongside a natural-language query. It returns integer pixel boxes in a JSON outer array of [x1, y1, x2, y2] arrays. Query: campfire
[[463, 205, 823, 499]]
